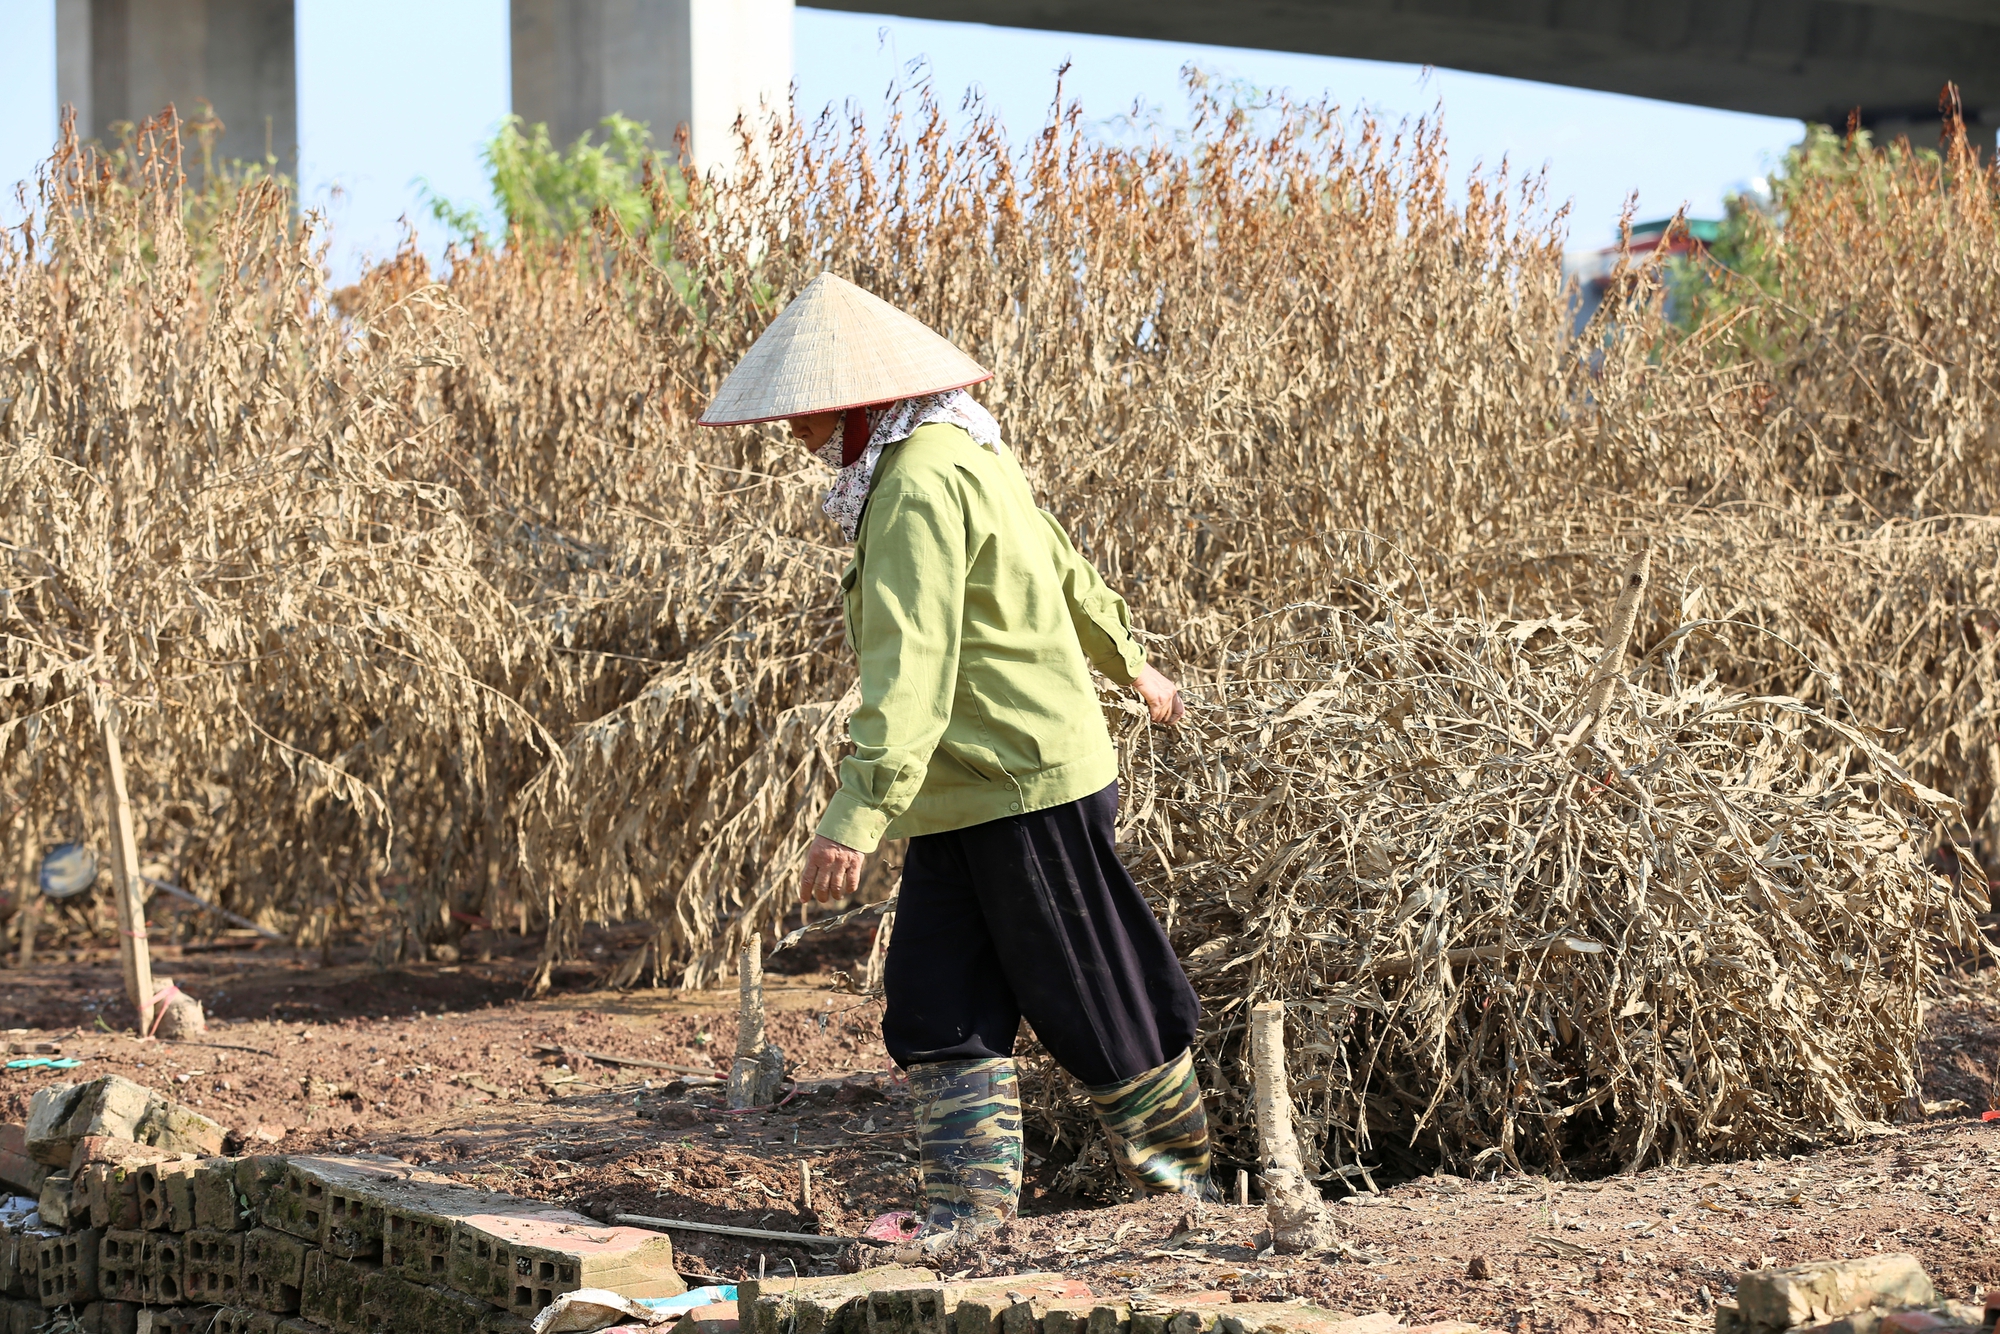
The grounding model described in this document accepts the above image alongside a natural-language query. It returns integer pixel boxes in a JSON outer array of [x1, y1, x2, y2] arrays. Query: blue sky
[[0, 0, 1804, 282]]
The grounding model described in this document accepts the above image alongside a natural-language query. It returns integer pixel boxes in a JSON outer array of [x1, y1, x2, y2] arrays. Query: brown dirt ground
[[0, 927, 1992, 1333]]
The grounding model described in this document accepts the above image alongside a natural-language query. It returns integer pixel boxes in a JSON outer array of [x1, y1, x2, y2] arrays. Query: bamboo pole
[[100, 705, 155, 1034]]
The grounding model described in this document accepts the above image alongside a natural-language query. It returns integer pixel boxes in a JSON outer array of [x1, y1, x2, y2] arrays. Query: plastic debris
[[863, 1211, 921, 1242], [529, 1288, 684, 1334]]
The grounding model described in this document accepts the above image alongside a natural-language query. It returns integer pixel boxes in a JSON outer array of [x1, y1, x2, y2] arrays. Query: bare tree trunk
[[1249, 1000, 1335, 1252]]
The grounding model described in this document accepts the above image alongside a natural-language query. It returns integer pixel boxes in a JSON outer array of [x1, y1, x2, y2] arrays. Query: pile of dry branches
[[1026, 554, 1981, 1184]]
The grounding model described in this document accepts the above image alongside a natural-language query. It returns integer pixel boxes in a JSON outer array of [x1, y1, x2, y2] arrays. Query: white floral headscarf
[[815, 390, 1002, 542]]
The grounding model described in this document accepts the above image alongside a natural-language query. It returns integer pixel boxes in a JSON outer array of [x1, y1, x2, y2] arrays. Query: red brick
[[1879, 1313, 1953, 1334], [67, 1137, 172, 1174], [0, 1147, 45, 1197], [674, 1302, 740, 1334]]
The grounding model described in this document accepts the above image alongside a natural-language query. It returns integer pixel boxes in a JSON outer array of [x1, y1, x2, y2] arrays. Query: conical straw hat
[[699, 273, 991, 426]]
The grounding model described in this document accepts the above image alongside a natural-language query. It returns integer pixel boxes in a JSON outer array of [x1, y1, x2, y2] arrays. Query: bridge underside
[[803, 0, 2000, 135]]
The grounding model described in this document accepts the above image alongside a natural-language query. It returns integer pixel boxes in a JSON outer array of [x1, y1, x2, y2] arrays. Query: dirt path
[[0, 938, 1992, 1332]]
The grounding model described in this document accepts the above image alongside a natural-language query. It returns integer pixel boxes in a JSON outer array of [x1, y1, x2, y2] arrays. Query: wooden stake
[[100, 706, 155, 1034], [1235, 1168, 1250, 1207], [1249, 1000, 1334, 1252], [737, 937, 766, 1057], [729, 936, 782, 1108], [15, 836, 40, 967], [799, 1161, 813, 1213]]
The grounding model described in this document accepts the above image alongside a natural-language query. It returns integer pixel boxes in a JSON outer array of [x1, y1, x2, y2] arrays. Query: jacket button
[[1009, 802, 1021, 812]]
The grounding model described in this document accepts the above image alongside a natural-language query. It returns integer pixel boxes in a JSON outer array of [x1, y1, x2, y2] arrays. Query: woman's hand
[[1132, 664, 1185, 725], [801, 833, 866, 904]]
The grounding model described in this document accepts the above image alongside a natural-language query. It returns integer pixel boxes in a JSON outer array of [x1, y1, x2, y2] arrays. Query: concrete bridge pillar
[[56, 0, 296, 169], [510, 0, 792, 174]]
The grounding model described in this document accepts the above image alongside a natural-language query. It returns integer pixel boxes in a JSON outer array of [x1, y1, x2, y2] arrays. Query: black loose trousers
[[881, 781, 1201, 1087]]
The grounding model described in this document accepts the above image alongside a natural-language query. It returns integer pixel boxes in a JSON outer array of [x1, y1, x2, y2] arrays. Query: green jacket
[[816, 422, 1147, 853]]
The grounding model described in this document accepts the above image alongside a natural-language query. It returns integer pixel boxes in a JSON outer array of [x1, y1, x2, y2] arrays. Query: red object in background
[[1982, 1109, 2000, 1121]]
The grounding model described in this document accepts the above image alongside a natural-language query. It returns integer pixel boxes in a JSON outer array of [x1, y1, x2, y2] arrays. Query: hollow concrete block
[[194, 1159, 248, 1231], [141, 1230, 188, 1306], [78, 1162, 144, 1231], [135, 1159, 199, 1232], [95, 1298, 141, 1334], [444, 1209, 592, 1305], [35, 1228, 102, 1308], [384, 1187, 542, 1287], [953, 1278, 1095, 1334], [240, 1228, 310, 1314], [98, 1230, 147, 1302], [446, 1212, 681, 1317], [869, 1286, 955, 1334], [301, 1248, 378, 1334], [264, 1155, 432, 1248], [233, 1158, 289, 1212], [1029, 1300, 1100, 1334], [361, 1269, 494, 1334], [4, 1298, 40, 1334], [212, 1308, 278, 1334], [1086, 1307, 1133, 1334], [742, 1268, 943, 1334], [135, 1308, 218, 1334], [183, 1227, 245, 1306]]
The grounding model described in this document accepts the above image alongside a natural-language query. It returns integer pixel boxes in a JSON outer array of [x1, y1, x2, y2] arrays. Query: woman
[[701, 273, 1212, 1234]]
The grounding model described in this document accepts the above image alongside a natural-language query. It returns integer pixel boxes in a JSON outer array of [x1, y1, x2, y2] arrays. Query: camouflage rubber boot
[[1084, 1047, 1215, 1197], [907, 1057, 1024, 1233]]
